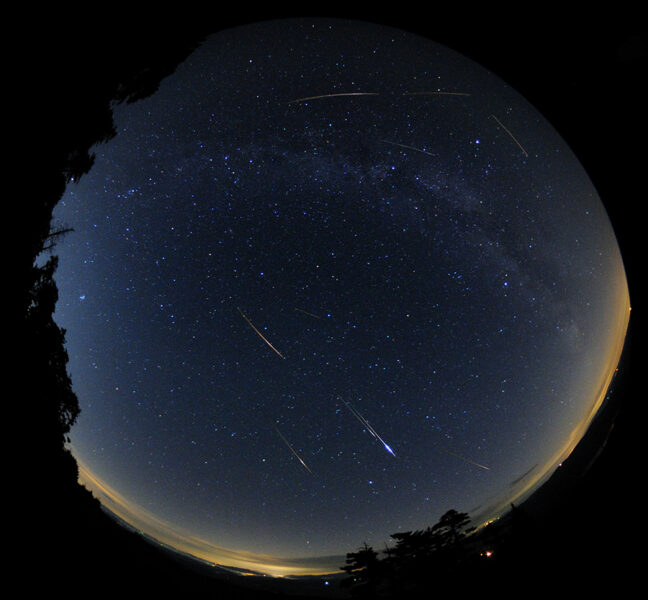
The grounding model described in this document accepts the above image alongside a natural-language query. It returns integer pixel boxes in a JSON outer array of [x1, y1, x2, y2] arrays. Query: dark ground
[[17, 11, 644, 598]]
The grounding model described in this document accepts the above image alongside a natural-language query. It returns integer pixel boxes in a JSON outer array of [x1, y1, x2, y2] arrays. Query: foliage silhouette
[[18, 25, 289, 597], [341, 509, 477, 597], [340, 543, 382, 597]]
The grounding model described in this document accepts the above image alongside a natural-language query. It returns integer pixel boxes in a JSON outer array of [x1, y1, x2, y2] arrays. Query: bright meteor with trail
[[489, 114, 529, 157], [273, 425, 313, 474], [237, 307, 285, 359], [287, 92, 379, 104], [339, 395, 396, 457], [402, 91, 472, 97]]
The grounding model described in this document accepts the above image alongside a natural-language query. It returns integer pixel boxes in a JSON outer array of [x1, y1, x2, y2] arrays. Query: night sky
[[48, 19, 629, 576]]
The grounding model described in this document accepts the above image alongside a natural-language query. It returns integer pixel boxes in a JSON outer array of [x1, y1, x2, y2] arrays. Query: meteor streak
[[489, 114, 529, 157], [403, 91, 472, 97], [294, 307, 321, 319], [382, 139, 436, 157], [273, 425, 313, 474], [288, 92, 380, 104], [339, 396, 396, 457], [237, 307, 285, 359], [437, 446, 490, 471]]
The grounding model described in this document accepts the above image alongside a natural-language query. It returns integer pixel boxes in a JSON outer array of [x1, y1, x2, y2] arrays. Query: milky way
[[49, 19, 629, 575]]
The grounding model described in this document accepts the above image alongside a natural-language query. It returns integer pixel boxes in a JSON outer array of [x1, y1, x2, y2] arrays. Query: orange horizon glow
[[70, 271, 631, 579], [470, 275, 630, 527], [73, 458, 344, 577]]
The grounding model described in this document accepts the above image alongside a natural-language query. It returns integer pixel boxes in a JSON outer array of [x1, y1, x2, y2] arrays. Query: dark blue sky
[[49, 19, 629, 575]]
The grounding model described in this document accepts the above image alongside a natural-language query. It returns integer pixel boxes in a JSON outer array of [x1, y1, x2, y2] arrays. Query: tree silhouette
[[341, 509, 474, 597], [17, 27, 223, 594], [41, 225, 74, 253], [382, 529, 436, 597], [26, 255, 80, 442], [340, 543, 382, 597], [430, 508, 473, 548]]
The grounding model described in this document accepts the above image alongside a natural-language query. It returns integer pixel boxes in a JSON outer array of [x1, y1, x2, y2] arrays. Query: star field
[[49, 19, 629, 573]]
